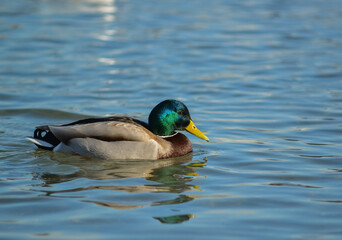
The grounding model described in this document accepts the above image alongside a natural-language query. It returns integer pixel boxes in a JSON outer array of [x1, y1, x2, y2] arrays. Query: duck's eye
[[178, 110, 185, 116]]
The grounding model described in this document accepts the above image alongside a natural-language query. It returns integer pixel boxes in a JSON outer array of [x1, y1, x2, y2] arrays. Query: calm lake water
[[1, 0, 342, 239]]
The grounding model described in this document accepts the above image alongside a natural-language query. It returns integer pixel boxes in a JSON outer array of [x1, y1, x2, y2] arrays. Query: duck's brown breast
[[160, 133, 192, 159]]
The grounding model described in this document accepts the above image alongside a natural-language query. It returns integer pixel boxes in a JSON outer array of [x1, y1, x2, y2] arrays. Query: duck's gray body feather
[[28, 120, 174, 160]]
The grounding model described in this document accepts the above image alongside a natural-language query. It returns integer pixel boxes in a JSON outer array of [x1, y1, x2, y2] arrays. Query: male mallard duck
[[27, 99, 209, 160]]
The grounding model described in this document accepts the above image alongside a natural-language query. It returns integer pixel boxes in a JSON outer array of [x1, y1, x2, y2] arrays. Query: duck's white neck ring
[[159, 132, 178, 138]]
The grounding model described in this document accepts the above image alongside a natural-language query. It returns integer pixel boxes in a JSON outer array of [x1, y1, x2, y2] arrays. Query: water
[[1, 0, 342, 239]]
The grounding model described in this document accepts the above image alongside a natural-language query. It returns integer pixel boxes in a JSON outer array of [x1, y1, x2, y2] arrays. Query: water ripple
[[1, 0, 342, 239]]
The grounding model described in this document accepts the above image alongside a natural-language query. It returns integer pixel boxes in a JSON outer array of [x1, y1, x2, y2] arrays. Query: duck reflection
[[33, 150, 207, 223], [154, 214, 195, 224]]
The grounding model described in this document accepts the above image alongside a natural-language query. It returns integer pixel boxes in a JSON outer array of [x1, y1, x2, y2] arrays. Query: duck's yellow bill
[[185, 120, 209, 142]]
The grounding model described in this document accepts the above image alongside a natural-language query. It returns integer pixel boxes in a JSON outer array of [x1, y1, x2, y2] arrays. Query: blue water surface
[[1, 0, 342, 239]]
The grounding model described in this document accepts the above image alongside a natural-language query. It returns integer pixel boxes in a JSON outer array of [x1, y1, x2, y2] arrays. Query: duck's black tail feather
[[27, 126, 61, 151]]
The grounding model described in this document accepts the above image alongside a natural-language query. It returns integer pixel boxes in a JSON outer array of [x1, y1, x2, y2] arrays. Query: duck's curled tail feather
[[27, 126, 60, 150]]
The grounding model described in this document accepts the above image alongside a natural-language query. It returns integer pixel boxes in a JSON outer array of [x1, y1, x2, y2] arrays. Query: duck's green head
[[148, 99, 209, 141]]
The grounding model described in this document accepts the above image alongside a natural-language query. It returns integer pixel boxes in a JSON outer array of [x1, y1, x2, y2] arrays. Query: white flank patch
[[53, 143, 74, 154]]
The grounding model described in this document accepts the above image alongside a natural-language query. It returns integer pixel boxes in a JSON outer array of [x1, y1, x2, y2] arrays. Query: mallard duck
[[27, 99, 209, 160]]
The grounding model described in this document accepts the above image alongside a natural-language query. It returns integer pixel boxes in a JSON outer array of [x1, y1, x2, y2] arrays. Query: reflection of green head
[[148, 99, 191, 136]]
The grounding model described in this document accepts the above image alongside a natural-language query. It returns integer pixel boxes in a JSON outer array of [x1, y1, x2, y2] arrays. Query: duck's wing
[[61, 116, 149, 129], [47, 120, 155, 144]]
